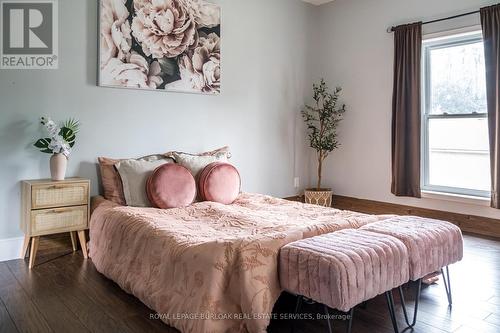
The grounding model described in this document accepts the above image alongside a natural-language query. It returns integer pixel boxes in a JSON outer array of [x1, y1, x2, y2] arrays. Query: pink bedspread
[[89, 193, 392, 333]]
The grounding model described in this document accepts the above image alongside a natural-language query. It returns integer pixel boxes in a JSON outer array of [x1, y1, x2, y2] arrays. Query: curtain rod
[[387, 9, 480, 33]]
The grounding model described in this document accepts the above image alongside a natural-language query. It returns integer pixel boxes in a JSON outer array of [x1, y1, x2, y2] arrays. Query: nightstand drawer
[[32, 182, 89, 209], [31, 205, 88, 235]]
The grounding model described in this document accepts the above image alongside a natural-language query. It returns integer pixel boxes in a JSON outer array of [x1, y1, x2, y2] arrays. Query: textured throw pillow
[[147, 164, 197, 209], [199, 146, 232, 158], [116, 158, 172, 207], [98, 154, 171, 205], [173, 153, 228, 178], [199, 162, 241, 204], [166, 146, 231, 163]]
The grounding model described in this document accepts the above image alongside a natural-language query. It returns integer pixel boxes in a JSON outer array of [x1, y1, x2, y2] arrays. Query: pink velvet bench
[[279, 228, 410, 333], [360, 216, 464, 327]]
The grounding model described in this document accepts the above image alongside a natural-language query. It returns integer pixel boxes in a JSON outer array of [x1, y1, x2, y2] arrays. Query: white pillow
[[116, 159, 171, 207]]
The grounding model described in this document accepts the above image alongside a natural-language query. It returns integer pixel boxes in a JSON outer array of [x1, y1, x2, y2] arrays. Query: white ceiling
[[301, 0, 334, 5]]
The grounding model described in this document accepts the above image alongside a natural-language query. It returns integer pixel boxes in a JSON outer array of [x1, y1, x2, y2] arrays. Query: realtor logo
[[1, 0, 58, 69]]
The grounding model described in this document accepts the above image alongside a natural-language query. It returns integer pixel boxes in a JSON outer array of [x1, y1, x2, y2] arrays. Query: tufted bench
[[279, 228, 410, 333], [360, 216, 463, 327]]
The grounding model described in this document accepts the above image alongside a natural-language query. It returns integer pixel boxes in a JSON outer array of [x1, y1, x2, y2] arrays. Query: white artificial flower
[[48, 135, 72, 156], [41, 116, 60, 137], [48, 135, 63, 153], [38, 116, 74, 157], [46, 121, 59, 136], [62, 147, 72, 157]]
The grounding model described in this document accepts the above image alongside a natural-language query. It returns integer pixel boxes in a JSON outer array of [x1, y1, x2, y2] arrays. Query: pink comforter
[[89, 193, 392, 333]]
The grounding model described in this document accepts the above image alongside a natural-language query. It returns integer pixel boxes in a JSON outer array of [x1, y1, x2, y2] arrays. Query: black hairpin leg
[[324, 305, 354, 333], [385, 291, 400, 333], [441, 266, 453, 306], [398, 279, 422, 328], [291, 296, 303, 333], [291, 295, 355, 333], [346, 308, 354, 333], [323, 305, 334, 333]]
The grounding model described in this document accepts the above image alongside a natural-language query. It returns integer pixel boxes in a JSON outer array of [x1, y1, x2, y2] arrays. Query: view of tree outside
[[430, 41, 487, 115], [425, 36, 491, 194]]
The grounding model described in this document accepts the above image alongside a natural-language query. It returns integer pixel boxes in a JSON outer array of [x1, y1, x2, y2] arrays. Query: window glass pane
[[429, 40, 487, 115], [428, 117, 490, 191]]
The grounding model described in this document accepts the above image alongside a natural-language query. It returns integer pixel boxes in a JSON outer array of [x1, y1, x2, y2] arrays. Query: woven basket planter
[[304, 189, 333, 207]]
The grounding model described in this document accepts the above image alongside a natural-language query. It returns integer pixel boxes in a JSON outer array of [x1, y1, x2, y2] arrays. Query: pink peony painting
[[98, 0, 221, 94]]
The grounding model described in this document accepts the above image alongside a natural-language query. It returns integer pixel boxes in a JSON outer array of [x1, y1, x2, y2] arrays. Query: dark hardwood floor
[[0, 233, 499, 333]]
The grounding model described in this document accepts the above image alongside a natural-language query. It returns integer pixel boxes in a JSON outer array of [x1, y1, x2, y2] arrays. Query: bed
[[89, 193, 393, 333]]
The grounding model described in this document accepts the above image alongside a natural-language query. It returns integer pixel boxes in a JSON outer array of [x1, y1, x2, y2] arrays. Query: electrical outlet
[[294, 177, 300, 189]]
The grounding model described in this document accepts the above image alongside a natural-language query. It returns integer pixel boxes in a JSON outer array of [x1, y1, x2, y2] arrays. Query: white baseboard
[[0, 237, 24, 262]]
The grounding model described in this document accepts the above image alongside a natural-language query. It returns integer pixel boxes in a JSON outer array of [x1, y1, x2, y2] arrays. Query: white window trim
[[421, 28, 491, 200], [421, 190, 491, 206], [423, 25, 482, 41]]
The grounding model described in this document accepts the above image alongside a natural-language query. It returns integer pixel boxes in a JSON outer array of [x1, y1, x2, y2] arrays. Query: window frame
[[421, 30, 491, 198]]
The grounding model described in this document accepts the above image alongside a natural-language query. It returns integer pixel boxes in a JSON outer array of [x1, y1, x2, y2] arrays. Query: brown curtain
[[481, 5, 500, 209], [391, 22, 423, 198]]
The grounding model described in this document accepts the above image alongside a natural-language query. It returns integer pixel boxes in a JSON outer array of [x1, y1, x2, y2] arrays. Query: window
[[422, 30, 491, 198]]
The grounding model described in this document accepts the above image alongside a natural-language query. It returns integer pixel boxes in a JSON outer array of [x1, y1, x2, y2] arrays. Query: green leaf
[[63, 118, 80, 134], [34, 138, 53, 154], [34, 138, 51, 149], [59, 127, 75, 143]]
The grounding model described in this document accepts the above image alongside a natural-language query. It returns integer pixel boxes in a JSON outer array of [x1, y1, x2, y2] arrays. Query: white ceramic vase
[[50, 153, 67, 181]]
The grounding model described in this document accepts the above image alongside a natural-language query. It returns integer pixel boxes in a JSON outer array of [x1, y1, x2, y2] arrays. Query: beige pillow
[[116, 159, 171, 207], [172, 153, 228, 178], [98, 154, 170, 205]]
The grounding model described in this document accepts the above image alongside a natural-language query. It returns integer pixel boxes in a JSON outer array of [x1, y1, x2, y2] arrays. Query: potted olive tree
[[302, 79, 346, 207]]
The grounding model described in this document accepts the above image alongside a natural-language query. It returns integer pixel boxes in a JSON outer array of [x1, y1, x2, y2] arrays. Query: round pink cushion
[[147, 164, 196, 209], [199, 162, 241, 204]]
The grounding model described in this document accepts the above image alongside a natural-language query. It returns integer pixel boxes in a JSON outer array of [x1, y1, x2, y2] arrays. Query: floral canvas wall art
[[99, 0, 221, 94]]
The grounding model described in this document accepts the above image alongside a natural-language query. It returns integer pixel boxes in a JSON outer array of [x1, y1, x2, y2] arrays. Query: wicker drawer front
[[32, 182, 89, 209], [31, 206, 88, 235]]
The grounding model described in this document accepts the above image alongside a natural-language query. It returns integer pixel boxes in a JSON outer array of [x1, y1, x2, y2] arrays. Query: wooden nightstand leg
[[77, 231, 88, 259], [21, 235, 31, 258], [29, 237, 40, 269], [70, 232, 78, 252]]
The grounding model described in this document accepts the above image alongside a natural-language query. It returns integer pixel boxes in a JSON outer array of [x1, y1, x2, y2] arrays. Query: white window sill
[[421, 190, 491, 206]]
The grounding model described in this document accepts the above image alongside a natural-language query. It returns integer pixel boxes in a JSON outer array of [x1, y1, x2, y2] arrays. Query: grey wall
[[3, 0, 498, 243], [0, 0, 316, 240], [312, 0, 500, 219]]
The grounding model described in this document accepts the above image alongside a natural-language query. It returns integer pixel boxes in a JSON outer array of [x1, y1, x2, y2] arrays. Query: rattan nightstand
[[21, 178, 90, 268]]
